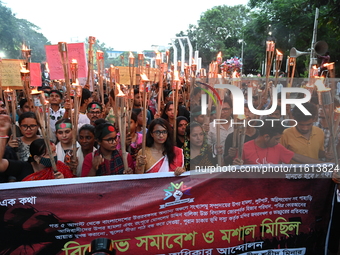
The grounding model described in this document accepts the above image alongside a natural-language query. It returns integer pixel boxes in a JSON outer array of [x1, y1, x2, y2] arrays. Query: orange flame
[[174, 71, 180, 81], [236, 114, 246, 120], [4, 87, 12, 92], [115, 83, 126, 97], [315, 79, 330, 92], [71, 59, 77, 64], [140, 73, 149, 82], [276, 49, 283, 56], [45, 62, 50, 73], [30, 88, 40, 95], [20, 63, 29, 74]]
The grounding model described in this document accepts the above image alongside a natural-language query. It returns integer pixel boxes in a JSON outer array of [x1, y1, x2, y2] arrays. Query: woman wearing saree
[[136, 118, 185, 175]]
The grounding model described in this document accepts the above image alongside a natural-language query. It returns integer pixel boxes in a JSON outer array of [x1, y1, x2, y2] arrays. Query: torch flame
[[236, 114, 246, 120], [276, 49, 283, 56], [20, 63, 29, 74], [335, 107, 340, 113], [155, 51, 161, 60], [174, 71, 180, 81], [30, 88, 40, 95], [4, 87, 12, 92], [129, 52, 135, 59], [71, 59, 77, 64], [323, 62, 335, 67], [22, 44, 28, 50], [115, 83, 126, 97], [45, 62, 50, 73], [140, 73, 149, 82], [315, 79, 330, 92]]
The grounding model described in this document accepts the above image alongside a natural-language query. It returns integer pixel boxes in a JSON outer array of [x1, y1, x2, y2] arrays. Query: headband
[[89, 103, 102, 110], [96, 124, 115, 140], [56, 123, 72, 130]]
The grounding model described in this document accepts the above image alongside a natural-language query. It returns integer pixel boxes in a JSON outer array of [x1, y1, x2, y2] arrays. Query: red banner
[[29, 62, 41, 87], [45, 43, 87, 80], [0, 171, 334, 255]]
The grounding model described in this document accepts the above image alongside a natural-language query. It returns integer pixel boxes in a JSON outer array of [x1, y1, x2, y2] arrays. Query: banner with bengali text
[[0, 169, 335, 255]]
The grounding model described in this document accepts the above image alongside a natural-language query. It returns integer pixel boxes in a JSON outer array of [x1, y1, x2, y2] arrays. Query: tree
[[0, 1, 50, 63], [247, 0, 340, 76], [175, 5, 251, 68]]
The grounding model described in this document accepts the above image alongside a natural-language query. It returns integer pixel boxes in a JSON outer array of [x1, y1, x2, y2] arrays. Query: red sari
[[146, 146, 184, 173], [22, 161, 75, 181]]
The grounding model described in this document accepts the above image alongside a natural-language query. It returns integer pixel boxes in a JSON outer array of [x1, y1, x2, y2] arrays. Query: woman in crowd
[[161, 101, 176, 127], [7, 112, 41, 161], [136, 118, 185, 175], [183, 122, 217, 171], [0, 114, 74, 181], [75, 124, 97, 177], [116, 112, 143, 167], [176, 116, 189, 148], [81, 122, 134, 176], [55, 118, 79, 165], [132, 108, 145, 134]]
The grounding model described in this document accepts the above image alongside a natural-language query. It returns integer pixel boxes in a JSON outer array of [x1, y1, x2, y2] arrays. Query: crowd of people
[[0, 79, 339, 184]]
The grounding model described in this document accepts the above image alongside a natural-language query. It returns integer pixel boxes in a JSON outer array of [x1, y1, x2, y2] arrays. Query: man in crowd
[[280, 102, 330, 163], [233, 119, 324, 165], [86, 102, 103, 126], [49, 90, 66, 141]]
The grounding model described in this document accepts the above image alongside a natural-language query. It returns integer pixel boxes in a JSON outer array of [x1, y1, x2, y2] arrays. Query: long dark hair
[[27, 139, 48, 163], [146, 118, 175, 165], [161, 101, 174, 120]]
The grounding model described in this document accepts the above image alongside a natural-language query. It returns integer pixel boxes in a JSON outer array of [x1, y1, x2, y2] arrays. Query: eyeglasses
[[102, 136, 118, 144], [50, 115, 62, 121], [88, 111, 101, 115], [222, 108, 231, 112], [152, 130, 168, 136], [20, 124, 38, 130]]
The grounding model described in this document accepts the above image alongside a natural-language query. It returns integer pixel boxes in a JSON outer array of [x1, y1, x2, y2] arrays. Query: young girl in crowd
[[55, 118, 79, 165], [0, 115, 74, 181], [81, 122, 134, 176], [7, 112, 41, 161], [161, 101, 176, 127], [116, 112, 143, 167], [136, 118, 185, 175], [75, 124, 97, 177], [132, 108, 147, 134]]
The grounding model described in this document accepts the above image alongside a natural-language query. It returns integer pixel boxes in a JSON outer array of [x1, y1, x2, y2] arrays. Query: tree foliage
[[176, 1, 340, 76], [0, 1, 50, 63], [175, 5, 251, 68]]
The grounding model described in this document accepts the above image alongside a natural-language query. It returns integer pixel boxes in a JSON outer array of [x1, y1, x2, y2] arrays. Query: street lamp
[[238, 39, 244, 76]]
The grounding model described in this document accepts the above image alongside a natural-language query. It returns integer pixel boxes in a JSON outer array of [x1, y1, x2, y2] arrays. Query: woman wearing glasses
[[0, 115, 74, 181], [81, 122, 134, 176], [136, 118, 185, 175], [7, 112, 40, 161]]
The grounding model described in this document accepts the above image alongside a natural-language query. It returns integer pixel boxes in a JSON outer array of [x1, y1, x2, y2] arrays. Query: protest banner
[[45, 43, 87, 84], [0, 59, 22, 90], [0, 170, 335, 255]]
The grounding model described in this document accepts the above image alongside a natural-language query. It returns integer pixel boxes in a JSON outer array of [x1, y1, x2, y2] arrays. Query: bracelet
[[0, 136, 9, 138]]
